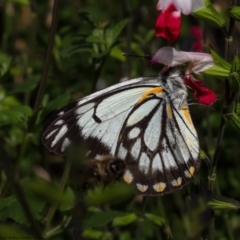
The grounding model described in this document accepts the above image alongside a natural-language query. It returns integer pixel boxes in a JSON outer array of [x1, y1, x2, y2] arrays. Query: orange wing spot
[[189, 166, 195, 176], [172, 177, 182, 187], [153, 182, 166, 192], [182, 108, 193, 127], [123, 170, 133, 184], [137, 87, 163, 104], [177, 178, 182, 186], [167, 105, 173, 118]]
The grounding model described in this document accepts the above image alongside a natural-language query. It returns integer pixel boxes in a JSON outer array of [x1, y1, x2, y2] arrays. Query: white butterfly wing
[[112, 95, 199, 195], [42, 75, 200, 195], [42, 77, 160, 155]]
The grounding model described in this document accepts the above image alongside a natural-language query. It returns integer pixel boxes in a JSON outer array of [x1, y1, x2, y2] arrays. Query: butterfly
[[42, 67, 200, 196]]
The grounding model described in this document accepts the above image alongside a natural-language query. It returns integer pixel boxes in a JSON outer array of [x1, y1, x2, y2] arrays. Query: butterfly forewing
[[42, 68, 200, 196]]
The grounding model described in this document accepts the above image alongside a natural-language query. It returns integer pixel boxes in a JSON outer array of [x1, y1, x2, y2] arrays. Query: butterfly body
[[42, 68, 200, 195]]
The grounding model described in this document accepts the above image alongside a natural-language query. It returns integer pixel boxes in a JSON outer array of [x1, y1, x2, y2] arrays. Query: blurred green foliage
[[0, 1, 240, 240]]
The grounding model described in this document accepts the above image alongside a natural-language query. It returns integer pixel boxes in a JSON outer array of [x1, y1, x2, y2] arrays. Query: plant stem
[[13, 181, 43, 239], [208, 14, 235, 240], [33, 0, 60, 112], [90, 57, 106, 93], [44, 157, 72, 232]]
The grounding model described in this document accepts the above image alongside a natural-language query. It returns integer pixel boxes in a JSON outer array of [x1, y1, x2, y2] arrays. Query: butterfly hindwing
[[112, 93, 199, 195], [42, 69, 200, 196]]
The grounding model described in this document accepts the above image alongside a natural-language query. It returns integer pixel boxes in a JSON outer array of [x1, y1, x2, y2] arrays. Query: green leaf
[[144, 213, 165, 226], [85, 182, 134, 206], [228, 6, 240, 21], [193, 1, 225, 28], [0, 52, 11, 78], [11, 77, 39, 93], [224, 112, 240, 134], [112, 213, 137, 226], [110, 46, 125, 62], [210, 48, 231, 70], [45, 93, 71, 113], [229, 56, 240, 93], [9, 0, 30, 5], [203, 65, 230, 77], [24, 179, 75, 206], [0, 194, 45, 226], [203, 49, 231, 77], [200, 184, 240, 210], [86, 35, 105, 44], [119, 232, 132, 240], [0, 105, 32, 127], [84, 211, 124, 228], [59, 187, 75, 211], [105, 19, 129, 47], [0, 224, 34, 239], [82, 229, 110, 240]]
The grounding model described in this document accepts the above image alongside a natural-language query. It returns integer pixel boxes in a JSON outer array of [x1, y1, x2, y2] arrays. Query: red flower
[[155, 4, 181, 42], [191, 26, 203, 52], [184, 75, 217, 105]]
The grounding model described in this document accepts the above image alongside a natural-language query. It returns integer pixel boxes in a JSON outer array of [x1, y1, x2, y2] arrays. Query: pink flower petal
[[156, 0, 204, 14], [151, 47, 193, 67], [174, 0, 193, 14], [151, 47, 214, 73], [156, 0, 172, 10], [155, 4, 181, 42]]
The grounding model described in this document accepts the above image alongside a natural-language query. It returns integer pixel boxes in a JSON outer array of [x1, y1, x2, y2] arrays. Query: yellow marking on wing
[[167, 105, 173, 118], [182, 107, 193, 127], [153, 182, 166, 192], [177, 178, 182, 186], [137, 87, 163, 104], [172, 177, 182, 186], [123, 170, 133, 184], [187, 137, 194, 147], [184, 170, 192, 178], [189, 166, 195, 176]]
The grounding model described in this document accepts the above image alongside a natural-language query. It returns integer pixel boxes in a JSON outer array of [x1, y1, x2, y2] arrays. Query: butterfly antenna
[[122, 52, 151, 62]]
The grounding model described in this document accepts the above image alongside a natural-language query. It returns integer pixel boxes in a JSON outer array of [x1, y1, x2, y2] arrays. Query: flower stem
[[44, 157, 72, 232], [208, 15, 235, 240]]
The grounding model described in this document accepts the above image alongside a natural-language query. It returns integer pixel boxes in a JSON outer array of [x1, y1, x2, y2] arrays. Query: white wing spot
[[61, 138, 70, 152], [45, 129, 57, 140], [126, 99, 159, 126], [152, 154, 163, 173], [130, 138, 141, 159], [51, 125, 68, 147], [136, 183, 148, 193], [162, 138, 177, 169], [128, 127, 141, 139], [118, 144, 127, 159], [139, 152, 150, 174], [58, 111, 64, 116], [144, 104, 162, 151], [54, 120, 64, 126]]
